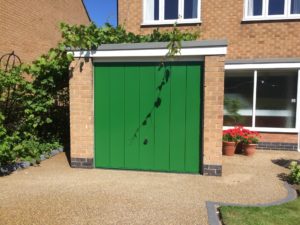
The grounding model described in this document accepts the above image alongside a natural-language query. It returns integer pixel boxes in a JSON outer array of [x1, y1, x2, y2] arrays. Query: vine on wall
[[0, 22, 198, 167]]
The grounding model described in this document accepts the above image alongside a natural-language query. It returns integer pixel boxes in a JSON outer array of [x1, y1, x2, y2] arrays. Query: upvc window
[[143, 0, 201, 25], [224, 69, 300, 132], [244, 0, 300, 20]]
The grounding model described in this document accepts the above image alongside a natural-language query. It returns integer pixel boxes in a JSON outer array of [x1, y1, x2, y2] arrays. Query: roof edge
[[81, 0, 91, 22], [67, 40, 227, 51], [96, 40, 227, 51]]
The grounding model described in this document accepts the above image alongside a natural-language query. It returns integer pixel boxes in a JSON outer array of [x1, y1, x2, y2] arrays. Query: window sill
[[242, 16, 300, 22], [223, 126, 298, 133], [141, 20, 202, 26]]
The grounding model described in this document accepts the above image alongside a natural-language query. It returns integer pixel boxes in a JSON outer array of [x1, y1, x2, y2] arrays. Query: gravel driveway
[[0, 151, 299, 225]]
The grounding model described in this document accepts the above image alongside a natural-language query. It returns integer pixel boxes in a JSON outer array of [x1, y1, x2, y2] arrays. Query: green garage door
[[94, 62, 202, 173]]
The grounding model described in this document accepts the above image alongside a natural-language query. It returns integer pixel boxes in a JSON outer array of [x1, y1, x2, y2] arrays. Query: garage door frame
[[69, 40, 227, 176], [94, 61, 204, 174]]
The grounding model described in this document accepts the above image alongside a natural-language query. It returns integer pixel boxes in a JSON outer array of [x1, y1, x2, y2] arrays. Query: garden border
[[0, 147, 63, 176], [206, 182, 298, 225]]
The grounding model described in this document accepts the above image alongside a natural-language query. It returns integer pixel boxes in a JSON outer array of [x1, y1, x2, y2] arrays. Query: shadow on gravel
[[63, 141, 71, 166], [271, 159, 294, 182], [272, 158, 300, 195], [272, 158, 300, 169]]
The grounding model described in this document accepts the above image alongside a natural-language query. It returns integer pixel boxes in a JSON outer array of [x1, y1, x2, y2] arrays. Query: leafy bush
[[0, 137, 60, 166], [0, 132, 20, 166], [0, 22, 197, 167], [60, 22, 198, 50], [289, 161, 300, 184], [0, 64, 63, 166]]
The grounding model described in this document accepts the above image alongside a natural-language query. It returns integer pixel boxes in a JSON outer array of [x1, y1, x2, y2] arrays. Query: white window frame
[[223, 65, 300, 135], [142, 0, 201, 25], [243, 0, 300, 21]]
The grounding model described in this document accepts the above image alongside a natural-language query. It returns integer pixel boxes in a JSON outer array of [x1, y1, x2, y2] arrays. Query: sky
[[83, 0, 117, 27]]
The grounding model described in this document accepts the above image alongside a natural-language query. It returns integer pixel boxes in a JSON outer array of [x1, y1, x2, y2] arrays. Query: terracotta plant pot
[[222, 141, 236, 156], [243, 144, 257, 156]]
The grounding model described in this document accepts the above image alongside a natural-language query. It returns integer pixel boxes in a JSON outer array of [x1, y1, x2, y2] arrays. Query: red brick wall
[[69, 58, 94, 160], [0, 0, 90, 63], [69, 55, 226, 173], [118, 0, 300, 145], [118, 0, 300, 60], [260, 133, 298, 143], [203, 56, 225, 167]]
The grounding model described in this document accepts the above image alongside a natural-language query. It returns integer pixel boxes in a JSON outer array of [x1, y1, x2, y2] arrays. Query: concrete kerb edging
[[206, 182, 298, 225], [0, 147, 64, 176]]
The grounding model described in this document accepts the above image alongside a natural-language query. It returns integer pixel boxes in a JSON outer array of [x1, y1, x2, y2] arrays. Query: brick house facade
[[117, 0, 300, 151], [70, 42, 227, 176], [118, 0, 300, 59], [0, 0, 90, 63], [69, 0, 300, 176]]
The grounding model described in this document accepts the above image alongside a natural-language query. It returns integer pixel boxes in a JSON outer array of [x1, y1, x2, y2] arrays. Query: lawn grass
[[219, 197, 300, 225]]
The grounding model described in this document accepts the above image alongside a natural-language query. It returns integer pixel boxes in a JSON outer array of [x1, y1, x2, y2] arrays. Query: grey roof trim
[[96, 40, 227, 51], [226, 58, 300, 65]]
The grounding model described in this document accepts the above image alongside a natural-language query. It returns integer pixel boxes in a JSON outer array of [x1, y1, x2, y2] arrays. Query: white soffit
[[71, 47, 227, 58]]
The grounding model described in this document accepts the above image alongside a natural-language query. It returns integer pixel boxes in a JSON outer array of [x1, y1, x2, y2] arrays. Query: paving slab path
[[0, 151, 299, 225]]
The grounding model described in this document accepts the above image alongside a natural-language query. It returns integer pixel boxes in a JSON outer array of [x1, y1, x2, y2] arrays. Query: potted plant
[[222, 126, 243, 156], [241, 130, 260, 156]]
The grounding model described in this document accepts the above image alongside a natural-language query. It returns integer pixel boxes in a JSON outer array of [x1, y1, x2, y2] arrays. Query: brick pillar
[[202, 55, 225, 176], [69, 58, 94, 168]]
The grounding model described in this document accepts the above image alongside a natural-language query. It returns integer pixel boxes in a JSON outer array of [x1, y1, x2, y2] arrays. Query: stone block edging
[[206, 182, 298, 225]]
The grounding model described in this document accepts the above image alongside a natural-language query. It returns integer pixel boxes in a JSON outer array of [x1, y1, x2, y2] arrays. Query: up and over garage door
[[94, 62, 202, 173]]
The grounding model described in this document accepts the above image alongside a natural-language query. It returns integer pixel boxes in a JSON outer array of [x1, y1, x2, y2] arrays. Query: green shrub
[[0, 22, 196, 167], [289, 161, 300, 184], [0, 133, 19, 166], [15, 139, 60, 163], [0, 135, 61, 166]]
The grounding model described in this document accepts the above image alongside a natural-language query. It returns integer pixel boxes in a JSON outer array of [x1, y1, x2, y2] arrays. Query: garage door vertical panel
[[109, 65, 125, 168], [94, 65, 110, 168], [139, 65, 156, 170], [124, 65, 140, 169], [94, 62, 202, 173], [154, 65, 171, 171], [185, 64, 201, 173], [169, 64, 187, 172]]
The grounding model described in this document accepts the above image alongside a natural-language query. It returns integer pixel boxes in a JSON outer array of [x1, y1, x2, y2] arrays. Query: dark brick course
[[203, 164, 222, 176], [257, 142, 298, 151], [71, 158, 93, 169]]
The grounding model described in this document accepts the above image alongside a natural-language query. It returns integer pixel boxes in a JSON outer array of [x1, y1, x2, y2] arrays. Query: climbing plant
[[60, 22, 198, 54], [0, 22, 198, 166]]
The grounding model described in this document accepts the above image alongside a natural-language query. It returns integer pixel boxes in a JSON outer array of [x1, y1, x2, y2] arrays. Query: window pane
[[256, 70, 298, 128], [184, 0, 198, 19], [224, 71, 254, 127], [268, 0, 285, 15], [154, 0, 159, 20], [165, 0, 179, 19], [291, 0, 300, 14], [248, 0, 263, 16], [144, 0, 159, 21]]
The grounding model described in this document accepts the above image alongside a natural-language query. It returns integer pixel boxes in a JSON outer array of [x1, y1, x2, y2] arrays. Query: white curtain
[[291, 0, 300, 14], [248, 0, 254, 16], [144, 0, 155, 21]]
